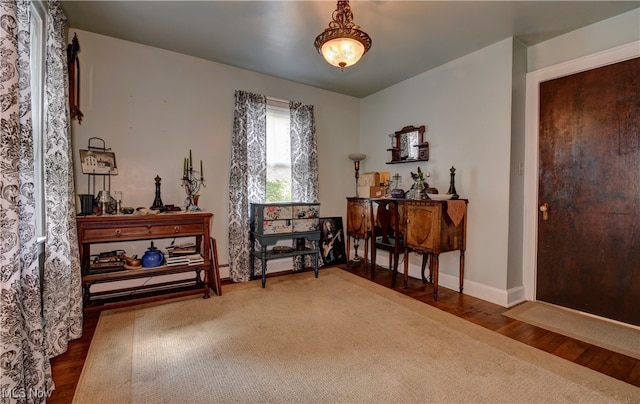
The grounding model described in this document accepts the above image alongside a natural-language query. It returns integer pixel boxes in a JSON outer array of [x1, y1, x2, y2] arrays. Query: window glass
[[265, 104, 291, 202]]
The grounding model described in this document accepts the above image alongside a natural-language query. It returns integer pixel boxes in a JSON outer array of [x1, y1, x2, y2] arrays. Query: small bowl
[[427, 193, 453, 201]]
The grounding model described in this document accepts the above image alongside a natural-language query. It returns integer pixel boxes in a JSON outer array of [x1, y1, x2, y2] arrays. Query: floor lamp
[[347, 153, 366, 267], [348, 153, 366, 196]]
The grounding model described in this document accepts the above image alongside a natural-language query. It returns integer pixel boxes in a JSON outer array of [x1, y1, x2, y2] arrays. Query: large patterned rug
[[73, 268, 638, 403]]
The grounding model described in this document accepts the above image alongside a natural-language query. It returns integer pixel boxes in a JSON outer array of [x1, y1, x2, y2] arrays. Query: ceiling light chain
[[314, 0, 372, 71]]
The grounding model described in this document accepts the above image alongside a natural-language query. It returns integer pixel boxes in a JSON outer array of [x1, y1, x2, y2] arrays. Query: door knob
[[539, 202, 549, 220]]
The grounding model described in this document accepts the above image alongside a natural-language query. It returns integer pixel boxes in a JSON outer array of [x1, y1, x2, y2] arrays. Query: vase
[[190, 195, 202, 212]]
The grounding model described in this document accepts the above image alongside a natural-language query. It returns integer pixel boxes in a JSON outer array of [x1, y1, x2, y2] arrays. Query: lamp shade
[[314, 1, 372, 71], [348, 153, 366, 162], [321, 37, 366, 69]]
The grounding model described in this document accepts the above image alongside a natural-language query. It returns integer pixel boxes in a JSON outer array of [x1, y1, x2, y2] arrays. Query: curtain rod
[[267, 96, 288, 103], [267, 97, 289, 108]]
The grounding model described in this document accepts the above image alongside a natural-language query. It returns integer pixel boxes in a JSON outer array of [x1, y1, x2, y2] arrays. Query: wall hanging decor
[[67, 32, 84, 123], [79, 137, 117, 215]]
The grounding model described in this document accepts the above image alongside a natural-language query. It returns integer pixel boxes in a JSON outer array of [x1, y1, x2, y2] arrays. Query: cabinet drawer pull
[[115, 229, 121, 237], [174, 226, 180, 233]]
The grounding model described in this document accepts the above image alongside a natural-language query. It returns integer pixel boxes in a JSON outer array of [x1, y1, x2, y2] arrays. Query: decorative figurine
[[150, 175, 164, 210], [410, 167, 429, 199], [448, 166, 459, 199], [182, 150, 205, 211]]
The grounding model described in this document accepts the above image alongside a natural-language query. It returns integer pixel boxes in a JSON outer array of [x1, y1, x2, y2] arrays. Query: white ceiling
[[60, 1, 639, 98]]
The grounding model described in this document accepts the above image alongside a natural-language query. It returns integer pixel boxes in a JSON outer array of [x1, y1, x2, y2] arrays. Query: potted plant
[[410, 167, 429, 199]]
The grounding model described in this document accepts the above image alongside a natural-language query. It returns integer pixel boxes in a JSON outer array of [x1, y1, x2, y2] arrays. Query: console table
[[249, 202, 321, 287], [76, 212, 220, 310], [346, 197, 468, 300]]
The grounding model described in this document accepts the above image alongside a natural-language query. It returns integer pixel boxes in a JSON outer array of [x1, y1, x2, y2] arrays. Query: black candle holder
[[448, 166, 459, 199], [182, 168, 205, 212], [150, 175, 164, 210]]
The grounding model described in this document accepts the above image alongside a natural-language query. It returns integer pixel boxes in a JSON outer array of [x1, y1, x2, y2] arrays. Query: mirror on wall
[[386, 125, 428, 164]]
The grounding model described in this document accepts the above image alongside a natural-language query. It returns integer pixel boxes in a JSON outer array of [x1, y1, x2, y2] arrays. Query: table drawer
[[81, 223, 204, 242], [293, 218, 319, 232], [262, 220, 293, 234]]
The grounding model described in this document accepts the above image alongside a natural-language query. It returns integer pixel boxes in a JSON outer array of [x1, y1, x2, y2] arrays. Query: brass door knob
[[539, 202, 549, 220]]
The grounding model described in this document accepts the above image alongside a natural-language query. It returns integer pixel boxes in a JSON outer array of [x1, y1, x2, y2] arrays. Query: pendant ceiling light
[[314, 0, 372, 71]]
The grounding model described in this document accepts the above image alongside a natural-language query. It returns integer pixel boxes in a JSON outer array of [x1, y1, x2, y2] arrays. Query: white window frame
[[265, 100, 292, 202]]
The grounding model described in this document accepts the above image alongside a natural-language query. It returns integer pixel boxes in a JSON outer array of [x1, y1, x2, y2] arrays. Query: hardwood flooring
[[49, 265, 640, 403]]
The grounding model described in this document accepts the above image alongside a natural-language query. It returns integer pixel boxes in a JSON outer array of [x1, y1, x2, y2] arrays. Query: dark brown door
[[537, 57, 640, 326]]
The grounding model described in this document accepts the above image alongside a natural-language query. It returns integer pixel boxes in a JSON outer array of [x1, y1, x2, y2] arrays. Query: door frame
[[522, 41, 639, 301]]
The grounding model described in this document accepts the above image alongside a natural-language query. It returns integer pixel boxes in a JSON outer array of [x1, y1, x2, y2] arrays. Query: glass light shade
[[348, 153, 366, 162], [321, 37, 366, 69]]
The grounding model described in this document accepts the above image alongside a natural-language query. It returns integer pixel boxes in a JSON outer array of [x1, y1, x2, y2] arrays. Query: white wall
[[70, 30, 361, 279], [360, 38, 515, 304], [522, 10, 640, 302], [506, 38, 527, 294], [356, 9, 640, 307], [528, 9, 640, 71], [71, 8, 639, 302]]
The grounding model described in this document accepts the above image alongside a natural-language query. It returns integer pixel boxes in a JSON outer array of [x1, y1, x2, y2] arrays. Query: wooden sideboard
[[346, 197, 468, 300], [76, 212, 220, 310]]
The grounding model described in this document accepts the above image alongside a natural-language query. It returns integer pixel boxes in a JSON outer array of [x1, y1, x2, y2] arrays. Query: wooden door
[[537, 57, 640, 325]]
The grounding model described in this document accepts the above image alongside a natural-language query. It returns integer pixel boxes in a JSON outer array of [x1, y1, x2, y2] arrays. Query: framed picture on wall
[[319, 217, 347, 267], [79, 149, 118, 175]]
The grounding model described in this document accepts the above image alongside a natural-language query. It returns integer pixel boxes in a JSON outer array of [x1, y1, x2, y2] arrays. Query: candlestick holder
[[448, 166, 459, 199], [181, 166, 205, 211]]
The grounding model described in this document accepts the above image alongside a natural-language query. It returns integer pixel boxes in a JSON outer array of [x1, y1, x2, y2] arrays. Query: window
[[265, 101, 291, 202], [30, 1, 47, 244]]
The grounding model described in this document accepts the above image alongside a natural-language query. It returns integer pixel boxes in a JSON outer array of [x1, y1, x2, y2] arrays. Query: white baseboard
[[369, 250, 518, 308], [506, 286, 527, 308], [220, 251, 526, 309]]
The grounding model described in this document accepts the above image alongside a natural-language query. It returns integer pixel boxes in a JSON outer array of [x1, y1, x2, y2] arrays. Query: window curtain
[[228, 90, 266, 282], [290, 102, 319, 271], [0, 0, 53, 399], [0, 0, 82, 399], [41, 1, 83, 358]]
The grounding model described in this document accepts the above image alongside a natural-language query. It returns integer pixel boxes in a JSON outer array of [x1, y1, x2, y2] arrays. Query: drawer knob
[[174, 226, 180, 233], [115, 229, 121, 237]]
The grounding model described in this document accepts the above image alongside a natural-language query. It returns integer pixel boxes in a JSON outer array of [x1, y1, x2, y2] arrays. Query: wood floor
[[49, 265, 640, 403]]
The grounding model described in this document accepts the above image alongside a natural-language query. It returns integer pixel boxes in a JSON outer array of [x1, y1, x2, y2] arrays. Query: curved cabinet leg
[[403, 250, 409, 289], [390, 252, 400, 288], [82, 283, 91, 306], [370, 245, 377, 281], [420, 253, 431, 283], [459, 249, 465, 293], [261, 246, 267, 288], [432, 254, 440, 301], [363, 236, 369, 273]]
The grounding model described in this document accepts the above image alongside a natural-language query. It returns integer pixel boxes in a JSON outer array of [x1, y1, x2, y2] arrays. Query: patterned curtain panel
[[228, 90, 266, 282], [0, 0, 54, 399], [290, 102, 319, 271], [41, 1, 82, 358]]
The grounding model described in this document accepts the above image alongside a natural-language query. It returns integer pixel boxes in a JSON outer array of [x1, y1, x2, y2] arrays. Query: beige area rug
[[73, 268, 639, 404], [504, 301, 640, 360]]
